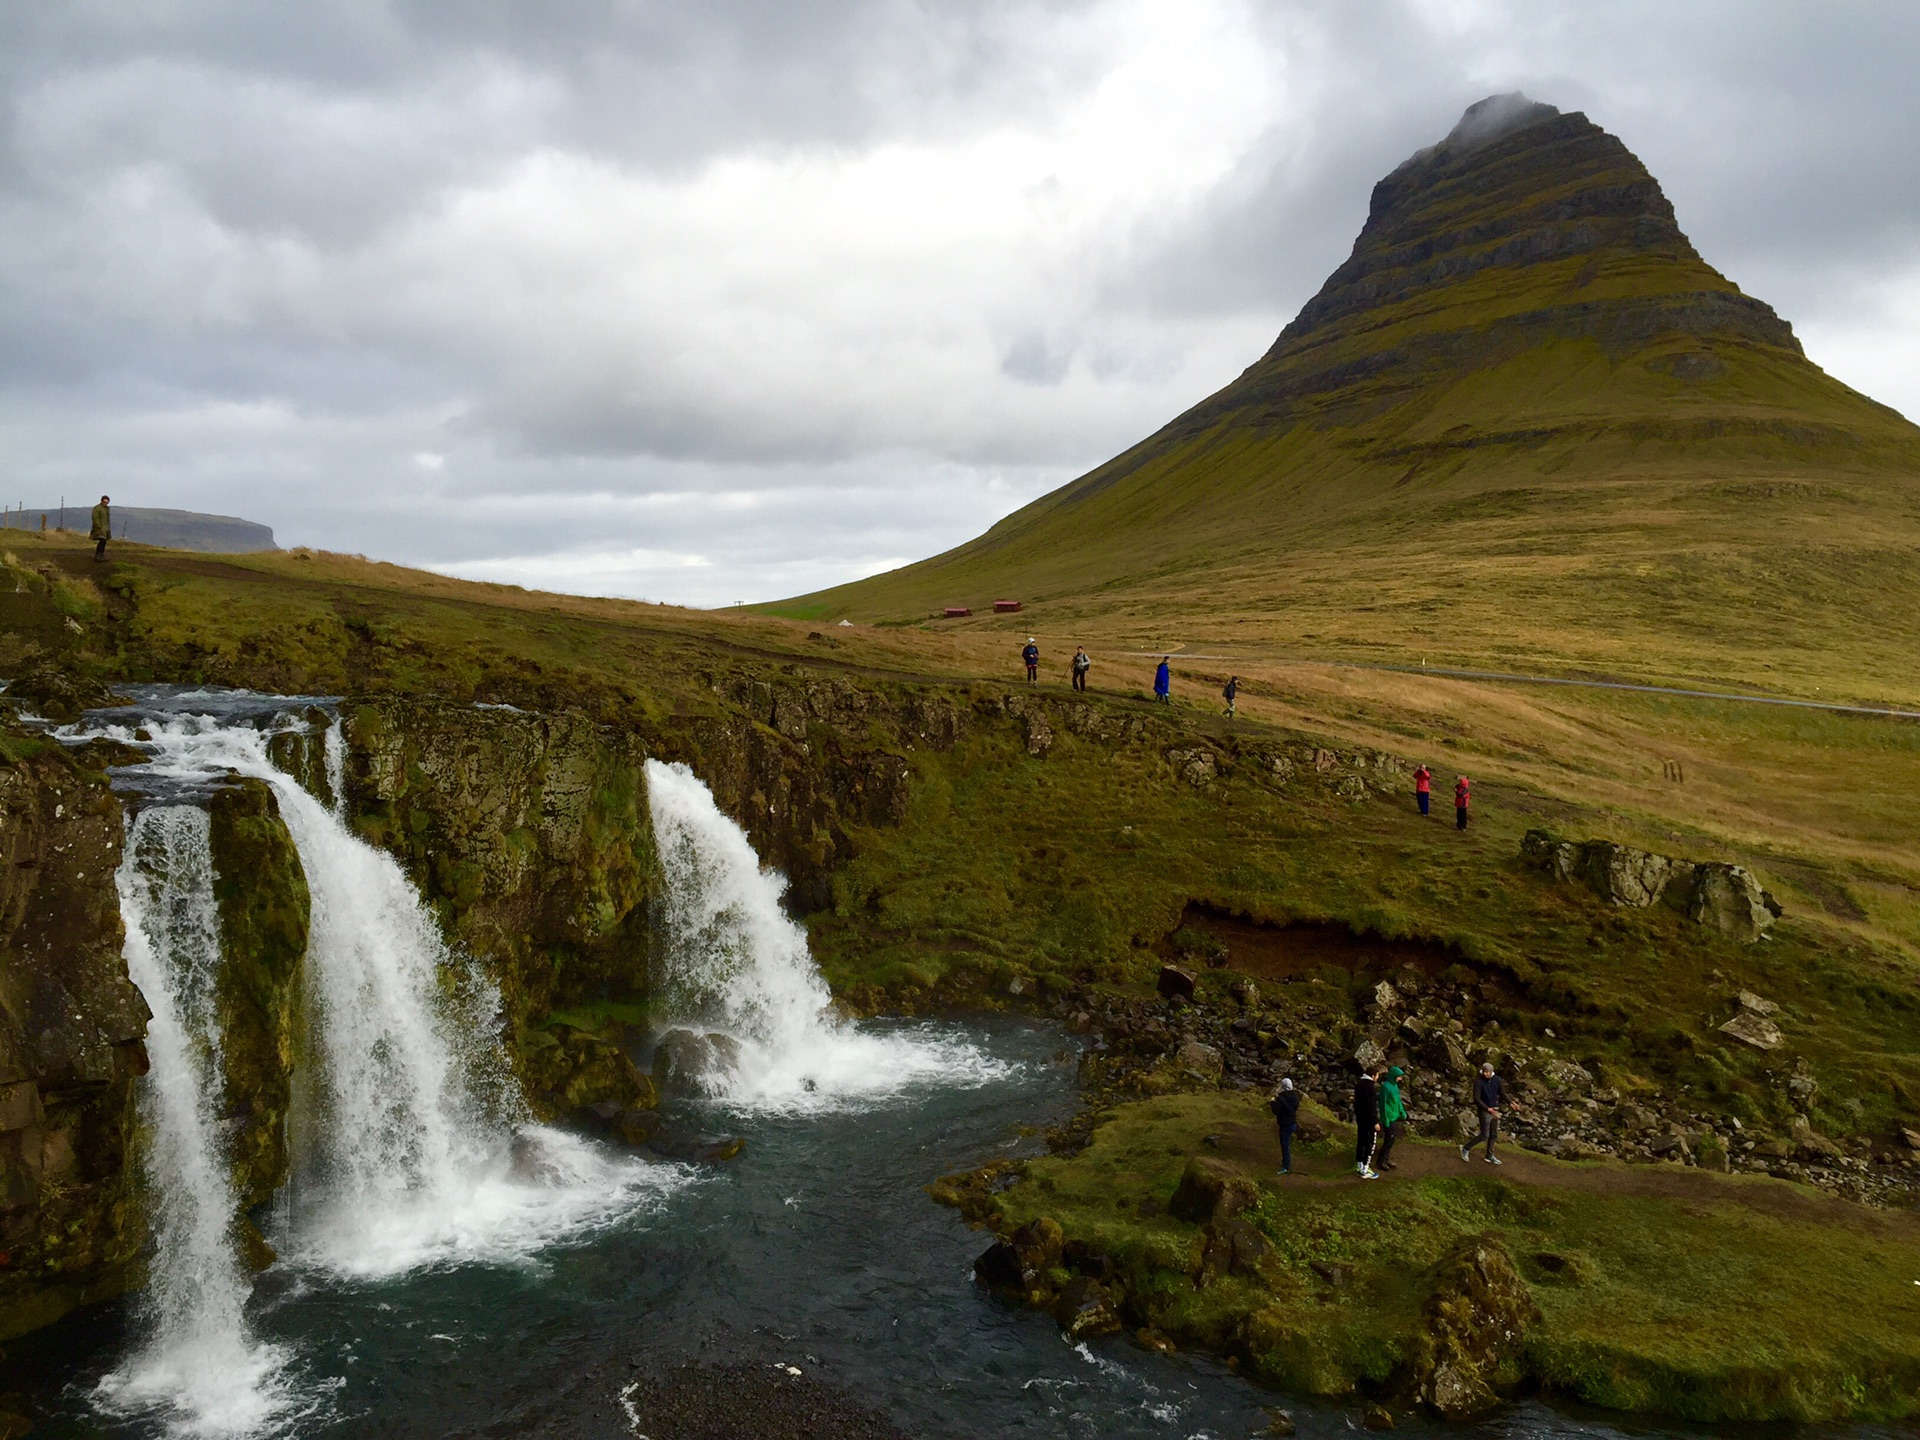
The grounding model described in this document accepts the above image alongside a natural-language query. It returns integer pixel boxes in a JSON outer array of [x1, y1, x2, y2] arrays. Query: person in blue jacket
[[1022, 637, 1039, 685], [1154, 656, 1171, 704]]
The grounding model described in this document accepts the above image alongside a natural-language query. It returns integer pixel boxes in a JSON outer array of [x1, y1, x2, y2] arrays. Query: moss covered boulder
[[206, 775, 308, 1212]]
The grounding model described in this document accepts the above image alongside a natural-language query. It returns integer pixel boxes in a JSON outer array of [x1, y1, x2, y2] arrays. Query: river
[[4, 689, 1909, 1439]]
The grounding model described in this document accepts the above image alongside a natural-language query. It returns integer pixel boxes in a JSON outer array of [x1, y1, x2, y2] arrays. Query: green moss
[[206, 777, 309, 1210]]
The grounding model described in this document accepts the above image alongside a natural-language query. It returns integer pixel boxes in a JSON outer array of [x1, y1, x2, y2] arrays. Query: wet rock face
[[340, 697, 658, 1120], [205, 776, 308, 1212], [1521, 829, 1780, 940], [0, 730, 149, 1340]]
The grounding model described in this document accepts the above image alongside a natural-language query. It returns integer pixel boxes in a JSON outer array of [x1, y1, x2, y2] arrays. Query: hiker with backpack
[[1223, 675, 1238, 720], [1454, 774, 1471, 831], [1071, 646, 1091, 692], [1269, 1077, 1301, 1175], [1414, 764, 1432, 816]]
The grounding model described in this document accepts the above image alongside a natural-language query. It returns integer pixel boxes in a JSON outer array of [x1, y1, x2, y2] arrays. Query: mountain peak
[[1441, 92, 1560, 153]]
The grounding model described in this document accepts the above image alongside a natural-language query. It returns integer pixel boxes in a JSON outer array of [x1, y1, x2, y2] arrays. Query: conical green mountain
[[782, 95, 1920, 697]]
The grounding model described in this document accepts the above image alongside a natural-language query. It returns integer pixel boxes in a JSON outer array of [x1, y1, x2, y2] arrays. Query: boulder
[[976, 1216, 1065, 1295], [1053, 1276, 1123, 1340], [1023, 714, 1053, 757], [1354, 1038, 1388, 1073], [1736, 989, 1779, 1016], [1199, 1217, 1269, 1284], [1167, 1157, 1260, 1225], [1689, 864, 1781, 941], [1717, 1010, 1783, 1051], [1415, 1239, 1540, 1420], [1174, 1040, 1224, 1084], [1156, 964, 1197, 1001]]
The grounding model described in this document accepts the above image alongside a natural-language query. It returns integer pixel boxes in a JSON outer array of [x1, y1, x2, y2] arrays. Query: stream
[[3, 689, 1911, 1439]]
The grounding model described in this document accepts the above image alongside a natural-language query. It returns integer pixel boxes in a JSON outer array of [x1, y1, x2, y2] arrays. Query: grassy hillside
[[773, 102, 1920, 704]]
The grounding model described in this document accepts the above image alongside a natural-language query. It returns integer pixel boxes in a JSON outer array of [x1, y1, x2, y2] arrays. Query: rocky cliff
[[0, 729, 148, 1339]]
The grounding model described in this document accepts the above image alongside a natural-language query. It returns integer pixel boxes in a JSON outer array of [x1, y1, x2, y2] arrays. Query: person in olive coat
[[89, 495, 112, 561]]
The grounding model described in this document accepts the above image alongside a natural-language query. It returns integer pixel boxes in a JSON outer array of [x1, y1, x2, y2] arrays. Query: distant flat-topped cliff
[[7, 506, 277, 552]]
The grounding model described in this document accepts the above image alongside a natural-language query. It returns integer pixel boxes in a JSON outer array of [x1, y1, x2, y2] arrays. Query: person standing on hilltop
[[1154, 656, 1171, 704], [89, 494, 111, 562], [1071, 646, 1091, 692], [1022, 637, 1039, 685], [1454, 774, 1471, 831], [1414, 764, 1432, 816], [1269, 1077, 1301, 1175], [1222, 675, 1238, 720], [1353, 1062, 1382, 1179]]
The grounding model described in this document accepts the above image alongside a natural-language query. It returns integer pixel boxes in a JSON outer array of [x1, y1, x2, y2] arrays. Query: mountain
[[777, 96, 1920, 698], [7, 504, 277, 552]]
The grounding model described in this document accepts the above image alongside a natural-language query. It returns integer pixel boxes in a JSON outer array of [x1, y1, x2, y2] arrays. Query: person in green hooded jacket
[[1375, 1065, 1410, 1170], [89, 495, 112, 562]]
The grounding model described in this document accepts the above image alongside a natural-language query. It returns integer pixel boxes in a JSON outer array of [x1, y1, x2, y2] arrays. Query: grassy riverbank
[[956, 1089, 1920, 1423]]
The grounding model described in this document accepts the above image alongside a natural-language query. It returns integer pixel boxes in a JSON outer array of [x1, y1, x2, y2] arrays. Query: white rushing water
[[321, 716, 346, 819], [76, 707, 678, 1295], [96, 807, 301, 1438], [645, 758, 1005, 1111]]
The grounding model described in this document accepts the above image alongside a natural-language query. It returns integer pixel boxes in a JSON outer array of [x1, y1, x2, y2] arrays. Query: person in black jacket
[[1462, 1061, 1506, 1165], [1353, 1063, 1382, 1177], [1269, 1077, 1302, 1174]]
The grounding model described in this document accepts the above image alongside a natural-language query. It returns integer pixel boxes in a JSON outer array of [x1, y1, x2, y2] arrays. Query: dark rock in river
[[1413, 1238, 1539, 1420]]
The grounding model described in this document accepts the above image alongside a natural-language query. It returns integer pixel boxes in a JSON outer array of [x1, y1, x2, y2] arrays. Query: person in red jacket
[[1414, 764, 1432, 816], [1454, 775, 1471, 831]]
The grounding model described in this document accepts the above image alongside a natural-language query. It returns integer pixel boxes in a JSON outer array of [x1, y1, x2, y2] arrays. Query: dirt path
[[1207, 1119, 1920, 1236]]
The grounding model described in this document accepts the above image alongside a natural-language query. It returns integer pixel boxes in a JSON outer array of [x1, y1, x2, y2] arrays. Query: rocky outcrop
[[339, 697, 658, 1122], [1521, 830, 1781, 940], [1413, 1239, 1538, 1419], [205, 777, 308, 1215], [0, 728, 149, 1340]]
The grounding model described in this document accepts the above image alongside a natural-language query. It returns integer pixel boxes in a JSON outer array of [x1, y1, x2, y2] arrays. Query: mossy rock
[[206, 776, 309, 1210]]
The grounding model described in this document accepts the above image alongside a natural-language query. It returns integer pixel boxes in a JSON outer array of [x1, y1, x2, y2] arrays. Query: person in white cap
[[1022, 637, 1039, 684], [1269, 1077, 1301, 1174]]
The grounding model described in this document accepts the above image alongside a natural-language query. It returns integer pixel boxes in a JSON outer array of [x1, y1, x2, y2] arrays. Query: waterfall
[[645, 758, 1003, 1111], [95, 807, 299, 1437], [74, 705, 676, 1291], [321, 715, 346, 818]]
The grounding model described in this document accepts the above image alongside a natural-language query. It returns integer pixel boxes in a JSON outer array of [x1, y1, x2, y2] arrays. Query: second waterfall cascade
[[644, 757, 1004, 1110]]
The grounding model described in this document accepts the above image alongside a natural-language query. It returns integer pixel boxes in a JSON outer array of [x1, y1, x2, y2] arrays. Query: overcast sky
[[3, 2, 1916, 605]]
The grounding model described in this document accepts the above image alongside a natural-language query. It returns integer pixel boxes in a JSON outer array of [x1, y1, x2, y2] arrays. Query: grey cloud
[[3, 0, 1918, 603]]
